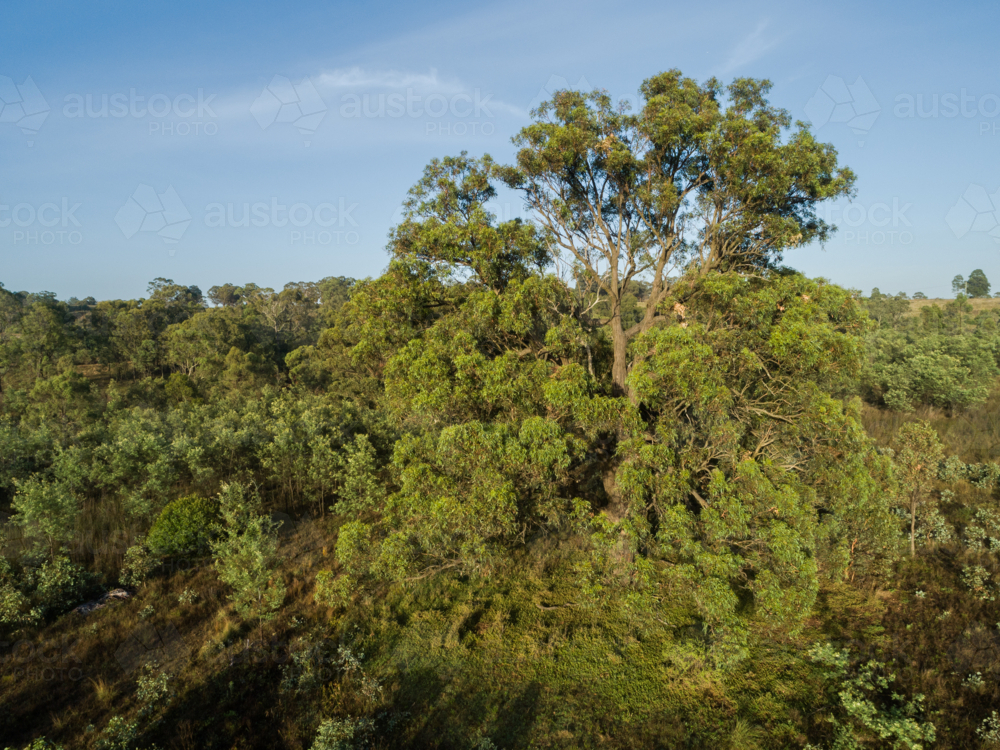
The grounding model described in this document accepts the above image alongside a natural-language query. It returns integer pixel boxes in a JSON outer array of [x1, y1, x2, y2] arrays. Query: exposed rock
[[73, 588, 132, 616]]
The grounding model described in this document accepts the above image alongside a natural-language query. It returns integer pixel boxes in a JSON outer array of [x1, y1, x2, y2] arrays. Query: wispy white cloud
[[207, 67, 525, 124], [315, 67, 457, 92], [719, 21, 778, 74], [315, 67, 524, 117]]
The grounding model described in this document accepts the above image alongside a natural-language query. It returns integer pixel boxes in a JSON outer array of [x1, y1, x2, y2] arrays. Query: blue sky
[[2, 0, 999, 300]]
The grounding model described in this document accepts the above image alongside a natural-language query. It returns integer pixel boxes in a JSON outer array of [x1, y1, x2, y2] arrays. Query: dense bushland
[[3, 70, 999, 749]]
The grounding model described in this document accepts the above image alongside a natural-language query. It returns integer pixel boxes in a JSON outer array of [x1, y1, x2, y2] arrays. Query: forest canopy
[[2, 70, 998, 750]]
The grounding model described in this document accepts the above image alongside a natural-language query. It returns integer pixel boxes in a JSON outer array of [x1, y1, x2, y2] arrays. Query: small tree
[[952, 274, 966, 296], [967, 268, 991, 298], [210, 484, 285, 631], [11, 477, 79, 557], [912, 291, 927, 299], [894, 422, 945, 556], [119, 542, 156, 588]]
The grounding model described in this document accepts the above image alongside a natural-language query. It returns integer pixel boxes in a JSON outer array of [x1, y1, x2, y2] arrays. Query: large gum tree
[[502, 70, 856, 396]]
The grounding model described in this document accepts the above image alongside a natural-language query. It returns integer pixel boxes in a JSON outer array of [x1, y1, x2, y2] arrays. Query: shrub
[[0, 558, 41, 631], [95, 715, 138, 750], [309, 717, 374, 750], [860, 331, 998, 411], [314, 570, 354, 608], [27, 554, 98, 616], [119, 543, 156, 588], [147, 495, 216, 556], [964, 508, 1000, 552], [916, 507, 953, 546], [808, 644, 936, 748], [280, 638, 330, 695], [961, 565, 995, 601], [979, 710, 1000, 745], [136, 663, 172, 719], [3, 740, 66, 750]]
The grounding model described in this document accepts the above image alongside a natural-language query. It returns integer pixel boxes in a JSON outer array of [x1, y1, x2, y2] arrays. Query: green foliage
[[503, 70, 855, 393], [28, 554, 97, 616], [146, 495, 216, 556], [963, 507, 1000, 552], [280, 639, 332, 696], [936, 455, 1000, 488], [119, 543, 156, 587], [135, 663, 173, 719], [914, 506, 953, 547], [333, 434, 387, 516], [860, 330, 998, 411], [3, 740, 66, 750], [808, 644, 935, 749], [314, 569, 354, 608], [209, 483, 285, 622], [4, 71, 995, 749], [967, 269, 991, 298], [978, 710, 1000, 746], [340, 262, 894, 660], [94, 715, 139, 750], [11, 477, 79, 555], [893, 422, 944, 556], [1, 552, 97, 634], [961, 565, 995, 601], [309, 718, 374, 750], [0, 557, 41, 631], [861, 289, 909, 328]]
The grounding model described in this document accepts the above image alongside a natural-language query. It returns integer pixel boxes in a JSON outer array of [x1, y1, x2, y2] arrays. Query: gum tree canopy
[[501, 70, 856, 395], [328, 74, 894, 654]]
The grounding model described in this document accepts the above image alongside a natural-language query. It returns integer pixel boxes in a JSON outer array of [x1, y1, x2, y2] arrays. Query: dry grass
[[88, 676, 115, 706], [0, 514, 331, 750], [905, 297, 1000, 317], [862, 387, 1000, 462]]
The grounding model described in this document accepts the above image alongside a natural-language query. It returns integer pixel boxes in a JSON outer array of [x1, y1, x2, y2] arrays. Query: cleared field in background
[[906, 297, 1000, 315]]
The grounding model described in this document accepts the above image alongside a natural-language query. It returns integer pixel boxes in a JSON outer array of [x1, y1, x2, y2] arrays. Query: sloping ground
[[1, 516, 875, 750], [7, 397, 1000, 748], [9, 501, 994, 750]]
